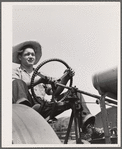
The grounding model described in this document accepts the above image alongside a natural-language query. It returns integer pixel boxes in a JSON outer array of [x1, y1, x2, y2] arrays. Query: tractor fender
[[12, 104, 61, 144]]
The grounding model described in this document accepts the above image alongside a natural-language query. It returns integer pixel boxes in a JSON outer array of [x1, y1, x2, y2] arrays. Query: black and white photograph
[[2, 1, 120, 148]]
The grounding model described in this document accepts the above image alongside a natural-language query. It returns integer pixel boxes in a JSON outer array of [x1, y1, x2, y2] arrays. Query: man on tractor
[[12, 41, 100, 136]]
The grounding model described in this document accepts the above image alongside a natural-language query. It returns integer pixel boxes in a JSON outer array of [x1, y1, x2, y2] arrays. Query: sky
[[2, 2, 120, 147], [12, 2, 120, 118]]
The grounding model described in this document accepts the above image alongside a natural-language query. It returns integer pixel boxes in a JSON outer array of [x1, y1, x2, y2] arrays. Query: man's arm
[[28, 74, 49, 89], [12, 67, 49, 89], [54, 68, 75, 96], [28, 69, 74, 94], [34, 68, 75, 96]]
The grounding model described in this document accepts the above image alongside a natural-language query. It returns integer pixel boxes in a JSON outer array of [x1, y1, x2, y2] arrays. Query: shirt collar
[[19, 66, 35, 73]]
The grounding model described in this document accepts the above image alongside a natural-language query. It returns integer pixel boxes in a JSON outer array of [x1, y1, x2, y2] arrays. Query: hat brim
[[13, 41, 42, 65]]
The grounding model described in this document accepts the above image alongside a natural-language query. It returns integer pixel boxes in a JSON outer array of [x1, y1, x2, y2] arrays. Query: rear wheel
[[12, 104, 61, 144]]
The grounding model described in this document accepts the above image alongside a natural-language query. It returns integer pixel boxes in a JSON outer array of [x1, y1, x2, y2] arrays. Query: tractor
[[12, 58, 117, 144]]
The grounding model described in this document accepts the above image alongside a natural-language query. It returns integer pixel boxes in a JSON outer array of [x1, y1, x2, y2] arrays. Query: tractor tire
[[12, 104, 61, 144]]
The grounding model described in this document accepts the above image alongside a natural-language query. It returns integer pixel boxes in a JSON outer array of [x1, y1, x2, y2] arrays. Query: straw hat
[[13, 41, 42, 65]]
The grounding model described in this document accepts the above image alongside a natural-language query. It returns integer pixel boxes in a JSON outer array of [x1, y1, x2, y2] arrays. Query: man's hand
[[64, 67, 75, 78], [46, 76, 57, 84]]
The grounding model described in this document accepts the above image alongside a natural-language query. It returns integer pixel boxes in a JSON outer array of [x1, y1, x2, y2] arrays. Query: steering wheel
[[31, 58, 73, 104]]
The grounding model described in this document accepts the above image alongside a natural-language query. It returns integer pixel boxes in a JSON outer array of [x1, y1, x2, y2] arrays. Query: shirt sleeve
[[12, 67, 21, 80]]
